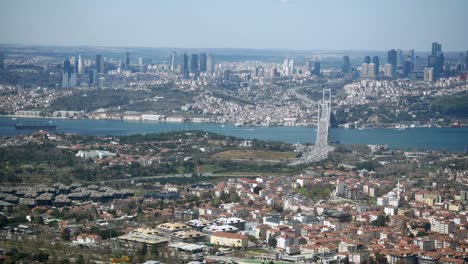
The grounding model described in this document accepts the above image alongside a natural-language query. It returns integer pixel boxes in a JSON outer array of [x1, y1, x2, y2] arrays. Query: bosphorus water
[[1, 117, 467, 152]]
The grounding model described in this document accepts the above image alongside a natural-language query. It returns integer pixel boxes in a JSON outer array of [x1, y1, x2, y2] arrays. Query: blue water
[[1, 117, 467, 152]]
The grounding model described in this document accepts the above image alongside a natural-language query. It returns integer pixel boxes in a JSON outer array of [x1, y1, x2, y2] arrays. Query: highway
[[287, 81, 342, 165]]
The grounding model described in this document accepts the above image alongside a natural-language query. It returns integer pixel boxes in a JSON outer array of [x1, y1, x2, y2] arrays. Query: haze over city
[[1, 0, 468, 51]]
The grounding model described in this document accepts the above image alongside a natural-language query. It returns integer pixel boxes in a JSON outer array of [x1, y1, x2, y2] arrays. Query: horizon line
[[1, 42, 466, 54]]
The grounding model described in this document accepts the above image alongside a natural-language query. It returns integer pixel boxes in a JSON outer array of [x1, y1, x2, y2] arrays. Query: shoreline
[[1, 114, 465, 130]]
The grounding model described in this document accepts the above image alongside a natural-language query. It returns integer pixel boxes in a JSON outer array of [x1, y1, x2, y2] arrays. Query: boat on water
[[15, 120, 57, 130], [394, 124, 408, 130]]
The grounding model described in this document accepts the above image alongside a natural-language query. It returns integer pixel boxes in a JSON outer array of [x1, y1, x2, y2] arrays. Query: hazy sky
[[1, 0, 467, 51]]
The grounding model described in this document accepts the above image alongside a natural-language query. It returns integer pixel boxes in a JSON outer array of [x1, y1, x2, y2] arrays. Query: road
[[287, 81, 344, 165], [287, 79, 345, 107], [98, 172, 292, 184]]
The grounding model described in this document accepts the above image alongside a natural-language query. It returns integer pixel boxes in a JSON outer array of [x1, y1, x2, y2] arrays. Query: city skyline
[[0, 0, 468, 51]]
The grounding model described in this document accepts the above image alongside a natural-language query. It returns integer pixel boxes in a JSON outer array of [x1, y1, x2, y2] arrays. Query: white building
[[277, 233, 299, 249], [76, 150, 116, 159], [384, 63, 393, 77], [424, 67, 434, 82]]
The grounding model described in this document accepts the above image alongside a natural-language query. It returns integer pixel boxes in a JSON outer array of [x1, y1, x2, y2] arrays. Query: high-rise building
[[428, 42, 444, 79], [408, 49, 415, 71], [89, 69, 96, 86], [199, 53, 207, 72], [71, 56, 78, 75], [0, 52, 4, 69], [282, 58, 294, 76], [290, 59, 295, 75], [465, 51, 468, 70], [191, 54, 199, 78], [367, 63, 375, 79], [372, 56, 380, 77], [424, 67, 433, 82], [361, 63, 369, 78], [403, 61, 412, 76], [62, 59, 77, 88], [170, 51, 176, 71], [183, 53, 190, 80], [364, 56, 371, 64], [397, 49, 404, 69], [342, 56, 350, 74], [125, 52, 130, 69], [96, 54, 104, 74], [313, 61, 321, 76], [77, 55, 83, 75], [414, 56, 421, 72], [361, 62, 375, 79], [384, 63, 393, 77], [456, 52, 464, 71], [432, 42, 443, 57], [282, 59, 289, 75], [207, 54, 215, 73], [307, 60, 314, 71], [387, 49, 398, 76]]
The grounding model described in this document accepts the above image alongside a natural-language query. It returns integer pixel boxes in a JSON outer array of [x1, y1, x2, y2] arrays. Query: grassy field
[[212, 149, 296, 160]]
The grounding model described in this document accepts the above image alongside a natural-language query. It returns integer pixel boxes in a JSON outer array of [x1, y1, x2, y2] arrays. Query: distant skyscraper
[[465, 51, 468, 70], [342, 56, 350, 74], [372, 56, 379, 77], [313, 61, 321, 76], [397, 49, 404, 69], [62, 59, 77, 88], [183, 53, 190, 80], [0, 52, 4, 69], [282, 59, 289, 75], [428, 42, 444, 79], [206, 54, 215, 73], [71, 56, 78, 75], [89, 69, 96, 86], [432, 42, 443, 57], [289, 59, 294, 75], [403, 61, 412, 76], [191, 54, 199, 78], [364, 56, 371, 64], [361, 63, 369, 78], [307, 60, 314, 71], [408, 49, 415, 71], [77, 55, 83, 75], [414, 56, 421, 72], [170, 51, 176, 71], [456, 52, 464, 71], [367, 63, 375, 79], [199, 53, 207, 72], [96, 54, 104, 74], [282, 58, 294, 76], [125, 52, 130, 69], [384, 63, 393, 77], [387, 49, 397, 76]]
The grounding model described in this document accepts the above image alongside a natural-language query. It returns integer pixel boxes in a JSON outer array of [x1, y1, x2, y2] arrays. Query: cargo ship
[[15, 120, 57, 130]]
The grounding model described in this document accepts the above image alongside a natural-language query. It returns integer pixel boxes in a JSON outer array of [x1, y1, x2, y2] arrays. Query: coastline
[[1, 114, 465, 130]]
